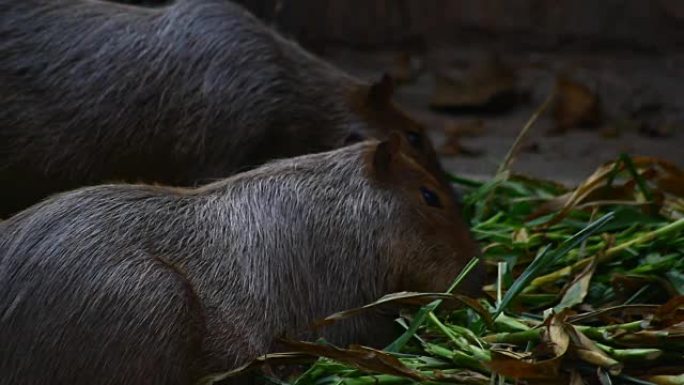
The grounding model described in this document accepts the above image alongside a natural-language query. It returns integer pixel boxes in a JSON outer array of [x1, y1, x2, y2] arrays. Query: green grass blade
[[493, 212, 615, 318]]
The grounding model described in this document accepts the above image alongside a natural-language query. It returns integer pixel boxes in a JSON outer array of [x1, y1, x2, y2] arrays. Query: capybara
[[0, 138, 483, 385], [0, 0, 444, 217]]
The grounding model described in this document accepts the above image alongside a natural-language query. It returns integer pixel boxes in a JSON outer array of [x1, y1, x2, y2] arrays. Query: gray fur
[[0, 0, 397, 216], [0, 142, 482, 385]]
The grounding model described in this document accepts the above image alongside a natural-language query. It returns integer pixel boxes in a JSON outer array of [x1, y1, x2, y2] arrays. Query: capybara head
[[362, 134, 484, 296], [348, 75, 449, 191]]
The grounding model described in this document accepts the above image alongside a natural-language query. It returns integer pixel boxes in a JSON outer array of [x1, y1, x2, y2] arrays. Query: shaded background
[[241, 0, 684, 51]]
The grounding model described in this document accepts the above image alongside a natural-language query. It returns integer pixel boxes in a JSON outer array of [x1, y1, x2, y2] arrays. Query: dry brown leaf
[[554, 257, 598, 312], [657, 174, 684, 197], [529, 155, 683, 224], [279, 340, 427, 381], [438, 137, 483, 157], [487, 311, 570, 379], [312, 291, 492, 329], [565, 324, 623, 375], [553, 75, 602, 132], [438, 136, 464, 156], [430, 54, 517, 112], [313, 291, 452, 328], [443, 119, 486, 137], [196, 352, 315, 385], [488, 349, 564, 379], [652, 296, 684, 327], [527, 160, 619, 223]]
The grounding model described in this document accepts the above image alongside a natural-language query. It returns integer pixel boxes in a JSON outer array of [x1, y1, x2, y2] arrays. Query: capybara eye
[[420, 186, 442, 208], [344, 132, 365, 145], [406, 131, 422, 147]]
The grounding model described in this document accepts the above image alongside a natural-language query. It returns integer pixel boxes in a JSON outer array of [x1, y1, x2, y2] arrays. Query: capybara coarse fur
[[0, 0, 444, 217], [0, 138, 483, 385]]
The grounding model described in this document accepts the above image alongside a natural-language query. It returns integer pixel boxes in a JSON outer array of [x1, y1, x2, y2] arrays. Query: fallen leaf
[[487, 311, 570, 379], [279, 340, 427, 381], [443, 119, 486, 137], [554, 257, 598, 312], [488, 349, 563, 379], [528, 155, 683, 224], [657, 174, 684, 197], [438, 137, 483, 157], [196, 352, 315, 385], [553, 75, 602, 132], [430, 54, 518, 113], [313, 291, 493, 329], [566, 325, 623, 375], [652, 296, 684, 327]]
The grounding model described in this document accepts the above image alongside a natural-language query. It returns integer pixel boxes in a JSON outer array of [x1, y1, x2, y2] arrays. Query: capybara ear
[[367, 73, 395, 108], [371, 132, 402, 180]]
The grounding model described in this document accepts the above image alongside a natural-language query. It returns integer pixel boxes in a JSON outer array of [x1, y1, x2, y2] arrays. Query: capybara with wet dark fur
[[0, 0, 445, 217], [0, 137, 483, 385]]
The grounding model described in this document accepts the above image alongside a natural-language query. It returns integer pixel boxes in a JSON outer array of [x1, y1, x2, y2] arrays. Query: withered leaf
[[196, 352, 314, 385], [652, 296, 684, 327], [554, 257, 598, 312], [553, 75, 602, 132], [443, 119, 486, 137], [314, 291, 493, 329], [565, 324, 623, 375], [487, 311, 570, 379], [430, 54, 517, 112], [279, 340, 427, 381]]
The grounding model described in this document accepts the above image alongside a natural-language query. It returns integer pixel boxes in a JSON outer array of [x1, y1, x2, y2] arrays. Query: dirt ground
[[326, 48, 684, 185]]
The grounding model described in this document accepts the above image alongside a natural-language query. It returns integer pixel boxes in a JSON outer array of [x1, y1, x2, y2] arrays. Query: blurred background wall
[[238, 0, 684, 51]]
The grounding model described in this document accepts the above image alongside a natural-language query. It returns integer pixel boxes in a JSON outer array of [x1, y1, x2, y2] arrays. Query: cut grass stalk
[[483, 320, 646, 345], [493, 212, 614, 318], [426, 312, 490, 362], [594, 343, 663, 361], [528, 217, 684, 289]]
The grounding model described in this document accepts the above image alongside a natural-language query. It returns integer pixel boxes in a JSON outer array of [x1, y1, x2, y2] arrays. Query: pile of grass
[[202, 103, 684, 385]]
